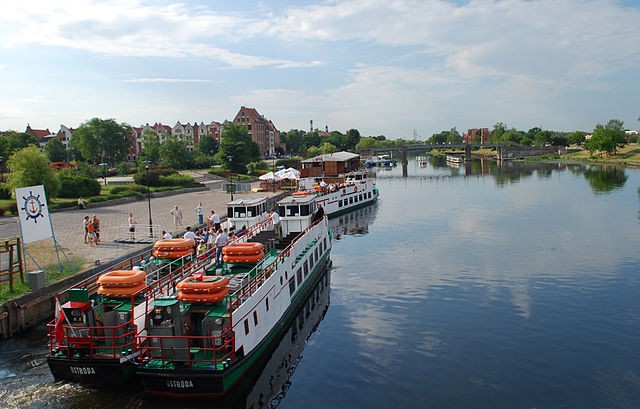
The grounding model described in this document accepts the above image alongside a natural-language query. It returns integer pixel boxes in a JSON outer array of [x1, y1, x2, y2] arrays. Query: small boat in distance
[[364, 154, 397, 168]]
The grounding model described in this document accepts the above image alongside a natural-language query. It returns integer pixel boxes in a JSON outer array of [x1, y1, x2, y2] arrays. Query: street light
[[227, 155, 234, 201], [145, 163, 154, 238], [272, 156, 276, 192]]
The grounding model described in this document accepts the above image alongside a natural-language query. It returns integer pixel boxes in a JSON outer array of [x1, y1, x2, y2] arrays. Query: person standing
[[77, 197, 86, 209], [83, 215, 90, 244], [128, 212, 138, 241], [87, 218, 96, 246], [170, 205, 183, 229], [270, 208, 281, 239], [214, 228, 229, 267], [195, 202, 203, 225], [92, 215, 101, 245], [209, 210, 221, 231]]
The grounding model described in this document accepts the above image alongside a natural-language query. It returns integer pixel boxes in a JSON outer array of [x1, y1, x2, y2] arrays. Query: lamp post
[[145, 164, 154, 238], [227, 155, 234, 201], [272, 156, 276, 192]]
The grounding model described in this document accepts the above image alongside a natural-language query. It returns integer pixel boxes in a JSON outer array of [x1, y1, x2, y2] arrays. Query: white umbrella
[[276, 168, 300, 180], [259, 171, 282, 181]]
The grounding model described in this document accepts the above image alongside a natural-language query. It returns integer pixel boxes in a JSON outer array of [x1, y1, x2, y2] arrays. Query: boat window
[[368, 192, 371, 199], [253, 311, 259, 326], [314, 248, 319, 261], [338, 200, 342, 207], [278, 207, 285, 217], [234, 207, 247, 218], [227, 207, 233, 218], [286, 205, 300, 216], [349, 197, 353, 205], [297, 268, 302, 285], [300, 204, 310, 216], [244, 319, 250, 335], [266, 297, 270, 311], [288, 277, 296, 295], [247, 206, 257, 217], [303, 260, 309, 277], [359, 194, 363, 201]]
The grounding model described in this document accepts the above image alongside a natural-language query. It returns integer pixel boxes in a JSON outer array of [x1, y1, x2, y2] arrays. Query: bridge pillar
[[402, 147, 408, 177]]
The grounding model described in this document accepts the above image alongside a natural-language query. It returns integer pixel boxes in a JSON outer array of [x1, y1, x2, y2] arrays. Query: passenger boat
[[135, 192, 332, 398], [297, 170, 379, 218], [226, 196, 272, 229], [45, 224, 268, 386]]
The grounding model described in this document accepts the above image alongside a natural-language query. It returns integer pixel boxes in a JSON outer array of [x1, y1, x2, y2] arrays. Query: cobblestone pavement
[[1, 179, 278, 266]]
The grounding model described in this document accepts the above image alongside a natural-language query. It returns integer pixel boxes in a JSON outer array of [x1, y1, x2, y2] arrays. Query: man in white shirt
[[214, 228, 229, 266], [271, 208, 281, 239]]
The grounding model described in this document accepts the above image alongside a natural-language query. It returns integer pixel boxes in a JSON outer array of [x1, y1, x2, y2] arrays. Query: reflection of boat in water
[[135, 192, 332, 398], [446, 154, 465, 164], [219, 269, 331, 409], [416, 156, 428, 166], [364, 154, 398, 168], [328, 203, 378, 240]]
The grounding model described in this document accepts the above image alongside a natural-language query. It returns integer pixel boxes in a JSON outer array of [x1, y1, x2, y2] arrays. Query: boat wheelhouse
[[135, 193, 332, 398], [226, 196, 271, 230]]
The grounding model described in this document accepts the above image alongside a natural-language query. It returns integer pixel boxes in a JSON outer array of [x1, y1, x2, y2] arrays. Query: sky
[[1, 0, 639, 139]]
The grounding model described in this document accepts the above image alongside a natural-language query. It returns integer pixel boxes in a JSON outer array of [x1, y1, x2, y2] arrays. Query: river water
[[1, 157, 640, 409]]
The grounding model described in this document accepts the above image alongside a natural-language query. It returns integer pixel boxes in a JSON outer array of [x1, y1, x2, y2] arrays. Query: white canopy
[[275, 167, 300, 180], [259, 171, 282, 181]]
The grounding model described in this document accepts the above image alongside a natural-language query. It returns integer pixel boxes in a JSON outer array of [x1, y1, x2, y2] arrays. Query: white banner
[[16, 185, 53, 243]]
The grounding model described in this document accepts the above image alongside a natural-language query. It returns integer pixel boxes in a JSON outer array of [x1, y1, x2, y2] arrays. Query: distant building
[[300, 151, 361, 178], [463, 128, 490, 144], [233, 106, 283, 158]]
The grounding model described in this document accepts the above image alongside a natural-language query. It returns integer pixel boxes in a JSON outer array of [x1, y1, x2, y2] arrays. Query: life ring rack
[[224, 252, 265, 264], [177, 288, 229, 304], [97, 270, 146, 288], [177, 276, 230, 294], [222, 242, 265, 256]]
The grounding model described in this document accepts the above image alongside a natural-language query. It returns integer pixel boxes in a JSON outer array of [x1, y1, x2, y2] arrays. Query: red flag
[[54, 299, 65, 344]]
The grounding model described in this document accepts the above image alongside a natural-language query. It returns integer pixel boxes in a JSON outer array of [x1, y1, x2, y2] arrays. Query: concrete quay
[[0, 178, 282, 339]]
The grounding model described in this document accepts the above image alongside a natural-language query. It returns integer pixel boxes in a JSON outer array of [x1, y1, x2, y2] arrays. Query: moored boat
[[297, 170, 379, 217], [45, 223, 270, 386], [135, 192, 332, 397], [446, 154, 465, 164]]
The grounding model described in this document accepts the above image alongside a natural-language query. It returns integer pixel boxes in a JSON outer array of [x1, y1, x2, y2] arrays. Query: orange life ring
[[153, 248, 194, 259], [97, 270, 146, 287], [98, 282, 146, 297], [178, 287, 229, 304], [222, 242, 264, 256], [313, 185, 322, 192], [293, 191, 311, 196], [153, 238, 195, 251], [177, 276, 229, 294], [223, 252, 265, 264]]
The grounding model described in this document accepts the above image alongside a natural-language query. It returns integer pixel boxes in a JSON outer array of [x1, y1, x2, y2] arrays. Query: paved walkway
[[1, 177, 278, 267]]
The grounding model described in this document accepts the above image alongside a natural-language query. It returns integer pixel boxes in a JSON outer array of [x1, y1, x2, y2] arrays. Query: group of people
[[178, 223, 247, 267], [83, 214, 101, 246], [169, 204, 220, 230]]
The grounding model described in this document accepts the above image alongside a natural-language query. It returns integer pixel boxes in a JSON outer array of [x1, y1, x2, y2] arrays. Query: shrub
[[58, 174, 101, 198], [110, 184, 149, 195], [8, 202, 17, 215], [0, 184, 11, 200], [159, 174, 194, 187]]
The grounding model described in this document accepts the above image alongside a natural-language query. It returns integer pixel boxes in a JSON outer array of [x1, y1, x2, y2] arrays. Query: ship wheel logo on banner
[[21, 191, 46, 223]]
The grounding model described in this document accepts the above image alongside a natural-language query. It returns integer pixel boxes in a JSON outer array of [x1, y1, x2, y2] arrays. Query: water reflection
[[328, 204, 378, 240], [583, 166, 627, 194]]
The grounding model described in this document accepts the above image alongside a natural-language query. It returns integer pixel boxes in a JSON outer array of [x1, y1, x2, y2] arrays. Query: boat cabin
[[300, 151, 361, 178], [226, 197, 270, 229], [277, 194, 319, 237]]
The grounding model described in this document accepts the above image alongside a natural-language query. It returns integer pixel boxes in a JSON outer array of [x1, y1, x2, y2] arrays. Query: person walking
[[128, 213, 138, 241], [195, 202, 203, 225], [170, 205, 183, 229]]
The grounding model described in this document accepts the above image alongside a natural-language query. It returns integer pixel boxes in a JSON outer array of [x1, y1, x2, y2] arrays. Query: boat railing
[[46, 247, 217, 356], [48, 320, 139, 359], [137, 328, 237, 370], [227, 218, 324, 313]]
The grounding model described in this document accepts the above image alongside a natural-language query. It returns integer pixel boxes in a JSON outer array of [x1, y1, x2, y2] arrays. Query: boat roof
[[278, 193, 316, 206], [227, 197, 269, 206]]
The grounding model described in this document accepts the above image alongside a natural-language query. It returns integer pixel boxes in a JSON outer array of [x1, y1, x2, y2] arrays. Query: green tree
[[198, 134, 218, 156], [70, 118, 132, 165], [585, 119, 627, 156], [139, 128, 161, 165], [219, 123, 260, 173], [306, 146, 322, 158], [281, 129, 306, 156], [319, 142, 338, 154], [345, 129, 361, 150], [490, 122, 507, 143], [45, 138, 68, 162], [448, 127, 463, 144], [5, 131, 38, 154], [159, 136, 191, 169], [7, 146, 61, 198], [568, 131, 586, 146], [428, 130, 449, 145]]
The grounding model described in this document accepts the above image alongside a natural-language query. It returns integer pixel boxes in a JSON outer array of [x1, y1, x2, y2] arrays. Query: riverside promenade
[[2, 176, 277, 267], [0, 176, 281, 338]]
